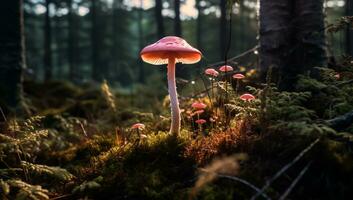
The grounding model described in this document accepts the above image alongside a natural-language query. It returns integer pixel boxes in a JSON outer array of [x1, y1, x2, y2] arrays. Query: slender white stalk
[[167, 57, 180, 136]]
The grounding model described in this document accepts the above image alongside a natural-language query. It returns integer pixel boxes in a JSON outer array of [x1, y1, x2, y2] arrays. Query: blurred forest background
[[23, 0, 348, 86]]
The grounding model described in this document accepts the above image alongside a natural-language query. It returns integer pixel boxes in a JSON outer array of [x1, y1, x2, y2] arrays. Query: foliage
[[1, 179, 49, 200], [20, 161, 75, 182]]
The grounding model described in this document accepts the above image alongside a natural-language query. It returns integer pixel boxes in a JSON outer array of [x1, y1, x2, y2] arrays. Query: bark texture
[[259, 0, 326, 90]]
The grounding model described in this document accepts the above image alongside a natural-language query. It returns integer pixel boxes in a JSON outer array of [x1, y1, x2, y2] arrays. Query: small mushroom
[[239, 93, 255, 101], [191, 102, 207, 110], [219, 65, 234, 72], [232, 73, 245, 79], [205, 68, 219, 77], [131, 123, 146, 138], [232, 73, 245, 94], [204, 68, 218, 105], [195, 119, 207, 134], [195, 119, 206, 124], [140, 36, 201, 136], [131, 123, 145, 130]]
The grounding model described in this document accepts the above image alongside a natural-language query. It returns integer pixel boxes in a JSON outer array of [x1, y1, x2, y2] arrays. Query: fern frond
[[21, 161, 75, 182], [6, 179, 49, 200]]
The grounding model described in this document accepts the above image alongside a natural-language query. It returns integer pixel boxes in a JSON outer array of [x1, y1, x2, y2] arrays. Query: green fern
[[3, 179, 49, 200], [20, 161, 74, 182], [72, 176, 103, 194]]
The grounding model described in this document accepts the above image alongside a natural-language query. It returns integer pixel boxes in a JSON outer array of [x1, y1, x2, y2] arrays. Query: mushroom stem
[[167, 57, 180, 136]]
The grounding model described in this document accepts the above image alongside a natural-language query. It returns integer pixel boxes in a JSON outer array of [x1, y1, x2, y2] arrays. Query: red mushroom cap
[[131, 123, 146, 130], [195, 119, 207, 124], [219, 65, 233, 72], [191, 102, 207, 110], [239, 93, 255, 101], [233, 73, 245, 79], [205, 68, 219, 77], [140, 36, 201, 65]]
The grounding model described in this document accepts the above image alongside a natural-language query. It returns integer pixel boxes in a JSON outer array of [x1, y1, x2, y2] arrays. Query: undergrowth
[[0, 63, 352, 199]]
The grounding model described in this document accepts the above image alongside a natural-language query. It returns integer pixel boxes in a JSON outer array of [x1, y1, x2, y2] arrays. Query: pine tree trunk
[[292, 0, 326, 77], [91, 0, 101, 81], [220, 0, 227, 59], [259, 0, 326, 90], [155, 0, 165, 39], [112, 0, 119, 80], [196, 0, 202, 50], [346, 0, 353, 56], [174, 0, 182, 37], [259, 0, 293, 82], [0, 0, 25, 113], [138, 0, 145, 83], [67, 0, 78, 81], [44, 0, 52, 81]]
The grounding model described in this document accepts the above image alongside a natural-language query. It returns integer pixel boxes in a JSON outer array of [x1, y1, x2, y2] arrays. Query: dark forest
[[0, 0, 353, 199]]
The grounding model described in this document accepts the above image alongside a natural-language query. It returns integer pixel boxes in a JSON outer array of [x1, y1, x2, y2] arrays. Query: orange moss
[[184, 120, 251, 165]]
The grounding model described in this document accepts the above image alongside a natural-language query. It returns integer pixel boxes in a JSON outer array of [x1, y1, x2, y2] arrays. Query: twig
[[251, 138, 320, 200], [79, 121, 88, 137], [217, 174, 272, 200], [278, 161, 312, 200], [0, 106, 7, 122], [326, 109, 353, 131], [206, 45, 259, 68], [336, 79, 353, 87], [50, 194, 73, 200]]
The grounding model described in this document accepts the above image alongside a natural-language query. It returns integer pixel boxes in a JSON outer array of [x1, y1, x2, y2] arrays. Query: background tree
[[138, 0, 145, 83], [174, 0, 182, 37], [67, 0, 79, 81], [44, 0, 53, 81], [91, 0, 101, 81], [259, 0, 326, 89], [155, 0, 165, 39], [219, 0, 227, 59], [195, 0, 202, 51], [346, 0, 353, 56], [0, 0, 25, 113]]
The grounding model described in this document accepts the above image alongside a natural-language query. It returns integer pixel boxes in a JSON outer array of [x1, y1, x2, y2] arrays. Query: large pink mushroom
[[140, 36, 201, 136]]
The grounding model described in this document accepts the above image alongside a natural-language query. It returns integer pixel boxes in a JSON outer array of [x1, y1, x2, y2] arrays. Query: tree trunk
[[239, 0, 245, 51], [346, 0, 353, 56], [155, 0, 165, 39], [292, 0, 326, 78], [67, 0, 78, 81], [174, 0, 182, 37], [138, 0, 145, 83], [44, 0, 52, 81], [220, 0, 227, 59], [259, 0, 326, 90], [91, 0, 101, 81], [196, 0, 202, 50], [0, 0, 25, 113], [112, 0, 119, 81]]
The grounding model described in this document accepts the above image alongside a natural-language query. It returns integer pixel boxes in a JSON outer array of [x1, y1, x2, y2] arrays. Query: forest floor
[[1, 66, 353, 200]]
